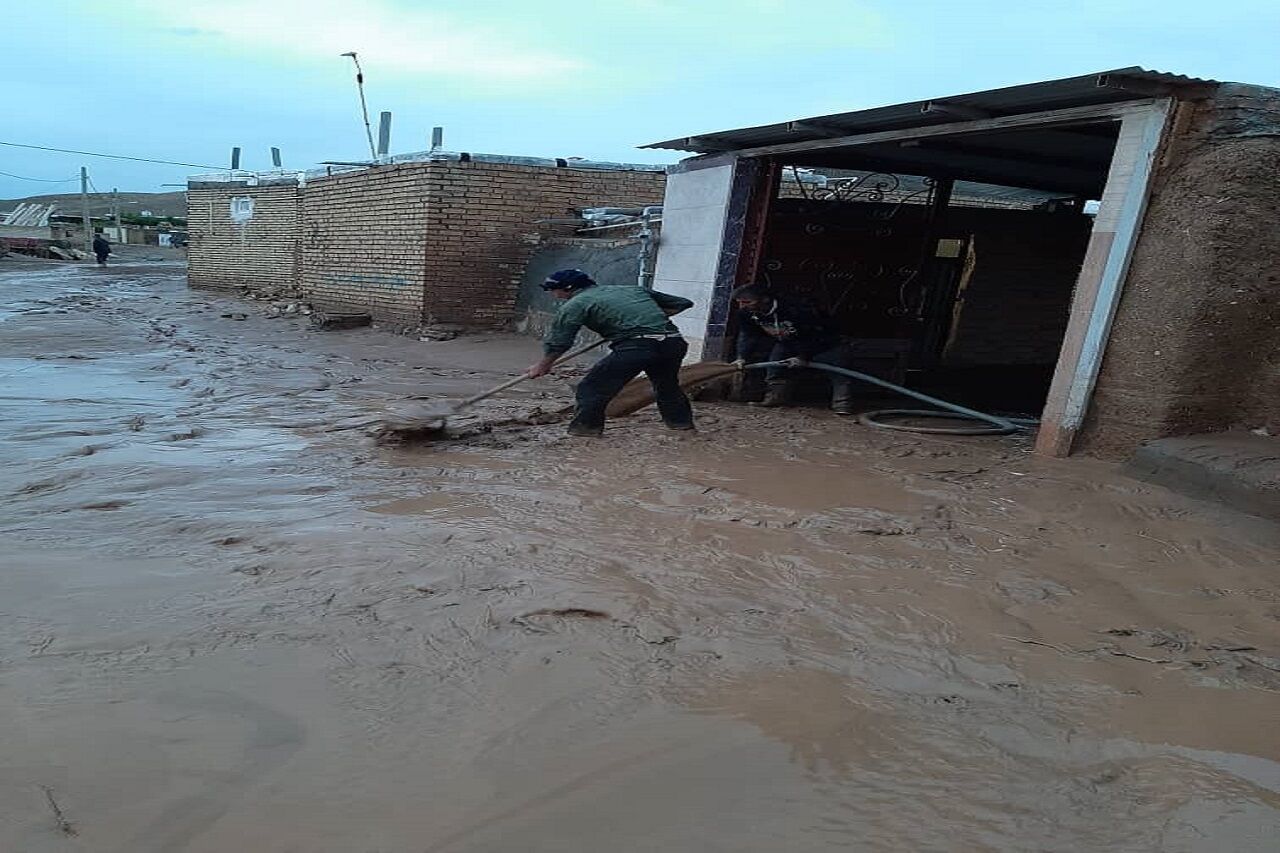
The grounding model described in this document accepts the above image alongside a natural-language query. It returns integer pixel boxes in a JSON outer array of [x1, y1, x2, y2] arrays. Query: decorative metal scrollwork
[[800, 173, 938, 220], [811, 172, 901, 203], [770, 169, 939, 319]]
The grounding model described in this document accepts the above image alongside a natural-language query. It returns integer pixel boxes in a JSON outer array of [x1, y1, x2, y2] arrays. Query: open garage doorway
[[648, 82, 1177, 453], [750, 150, 1112, 420]]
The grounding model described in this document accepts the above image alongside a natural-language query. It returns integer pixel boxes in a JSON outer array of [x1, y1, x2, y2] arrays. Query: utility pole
[[80, 166, 92, 253], [112, 188, 122, 237], [340, 52, 378, 160]]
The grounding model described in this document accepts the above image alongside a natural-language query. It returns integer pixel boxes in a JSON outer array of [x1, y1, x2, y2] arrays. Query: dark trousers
[[571, 337, 693, 433], [94, 252, 108, 266]]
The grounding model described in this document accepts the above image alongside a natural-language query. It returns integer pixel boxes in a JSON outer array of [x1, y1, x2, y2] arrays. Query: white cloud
[[132, 0, 584, 84]]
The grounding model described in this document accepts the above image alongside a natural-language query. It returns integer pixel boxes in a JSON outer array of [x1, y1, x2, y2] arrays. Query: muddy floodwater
[[2, 260, 1278, 852]]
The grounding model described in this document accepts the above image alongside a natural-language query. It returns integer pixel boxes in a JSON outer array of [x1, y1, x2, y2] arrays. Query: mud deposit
[[2, 262, 1279, 852]]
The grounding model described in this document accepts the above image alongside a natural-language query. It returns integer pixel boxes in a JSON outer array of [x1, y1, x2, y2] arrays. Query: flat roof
[[643, 68, 1217, 154], [188, 151, 667, 187]]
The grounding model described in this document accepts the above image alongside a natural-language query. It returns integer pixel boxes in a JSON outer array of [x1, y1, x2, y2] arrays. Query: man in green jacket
[[526, 269, 696, 436]]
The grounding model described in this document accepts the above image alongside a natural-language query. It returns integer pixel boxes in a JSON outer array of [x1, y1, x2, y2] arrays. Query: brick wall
[[420, 161, 665, 325], [187, 182, 300, 294], [254, 160, 668, 326], [297, 165, 433, 325], [940, 208, 1094, 365]]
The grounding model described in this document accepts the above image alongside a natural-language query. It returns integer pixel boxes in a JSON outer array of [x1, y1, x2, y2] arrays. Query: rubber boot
[[566, 417, 604, 437], [831, 380, 854, 416], [754, 379, 791, 408]]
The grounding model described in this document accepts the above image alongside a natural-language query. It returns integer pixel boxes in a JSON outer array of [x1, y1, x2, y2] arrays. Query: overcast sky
[[3, 0, 1277, 199]]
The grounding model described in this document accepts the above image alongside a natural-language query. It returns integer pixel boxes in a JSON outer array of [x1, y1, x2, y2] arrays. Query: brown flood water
[[2, 261, 1278, 852]]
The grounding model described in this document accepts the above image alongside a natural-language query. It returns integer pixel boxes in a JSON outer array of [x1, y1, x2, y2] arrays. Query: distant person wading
[[526, 269, 696, 436], [92, 234, 111, 267]]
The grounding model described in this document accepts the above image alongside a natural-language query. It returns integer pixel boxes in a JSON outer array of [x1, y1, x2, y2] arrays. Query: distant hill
[[0, 191, 187, 219]]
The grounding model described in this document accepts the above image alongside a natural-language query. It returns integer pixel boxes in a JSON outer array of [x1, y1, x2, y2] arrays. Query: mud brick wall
[[1078, 86, 1280, 455], [187, 183, 300, 293], [420, 161, 666, 325], [298, 165, 433, 325], [940, 209, 1094, 366]]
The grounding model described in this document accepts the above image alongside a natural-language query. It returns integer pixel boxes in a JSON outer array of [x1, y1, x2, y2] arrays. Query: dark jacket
[[92, 236, 110, 255], [736, 297, 839, 359]]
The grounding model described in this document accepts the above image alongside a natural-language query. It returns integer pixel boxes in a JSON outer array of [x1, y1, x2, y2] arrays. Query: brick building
[[187, 179, 301, 295], [187, 155, 666, 326], [642, 68, 1280, 458]]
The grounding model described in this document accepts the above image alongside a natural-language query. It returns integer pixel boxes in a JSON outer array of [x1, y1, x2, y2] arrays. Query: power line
[[0, 141, 225, 171], [0, 169, 80, 184], [84, 175, 121, 205]]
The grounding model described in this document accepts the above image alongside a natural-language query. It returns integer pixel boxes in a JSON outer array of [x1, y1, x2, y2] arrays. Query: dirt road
[[2, 260, 1278, 852]]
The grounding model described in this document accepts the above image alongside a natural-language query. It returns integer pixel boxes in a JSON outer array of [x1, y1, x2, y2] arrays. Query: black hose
[[743, 360, 1030, 435]]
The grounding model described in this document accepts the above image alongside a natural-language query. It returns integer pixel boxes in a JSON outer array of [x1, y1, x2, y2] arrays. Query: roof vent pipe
[[376, 112, 392, 158]]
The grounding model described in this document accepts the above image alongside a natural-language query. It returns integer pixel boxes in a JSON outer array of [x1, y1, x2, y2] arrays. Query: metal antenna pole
[[80, 167, 92, 252], [341, 52, 378, 160]]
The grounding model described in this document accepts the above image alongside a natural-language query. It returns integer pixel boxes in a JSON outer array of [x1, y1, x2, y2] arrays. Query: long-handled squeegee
[[381, 338, 607, 435]]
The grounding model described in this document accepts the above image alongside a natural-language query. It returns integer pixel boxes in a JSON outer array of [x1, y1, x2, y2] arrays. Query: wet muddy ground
[[2, 260, 1278, 852]]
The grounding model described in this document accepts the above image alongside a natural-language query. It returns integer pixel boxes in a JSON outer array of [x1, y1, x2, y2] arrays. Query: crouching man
[[731, 284, 857, 415], [526, 269, 696, 436]]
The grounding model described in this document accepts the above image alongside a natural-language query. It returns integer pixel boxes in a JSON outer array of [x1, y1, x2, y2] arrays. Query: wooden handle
[[458, 338, 607, 408]]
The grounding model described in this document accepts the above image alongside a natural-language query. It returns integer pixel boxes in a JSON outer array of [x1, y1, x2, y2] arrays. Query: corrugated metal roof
[[644, 68, 1218, 153]]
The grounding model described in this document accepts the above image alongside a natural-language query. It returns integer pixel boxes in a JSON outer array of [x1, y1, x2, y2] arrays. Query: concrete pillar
[[650, 155, 760, 361]]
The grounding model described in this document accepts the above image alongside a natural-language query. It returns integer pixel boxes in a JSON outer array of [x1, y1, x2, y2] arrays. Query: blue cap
[[541, 269, 596, 291]]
